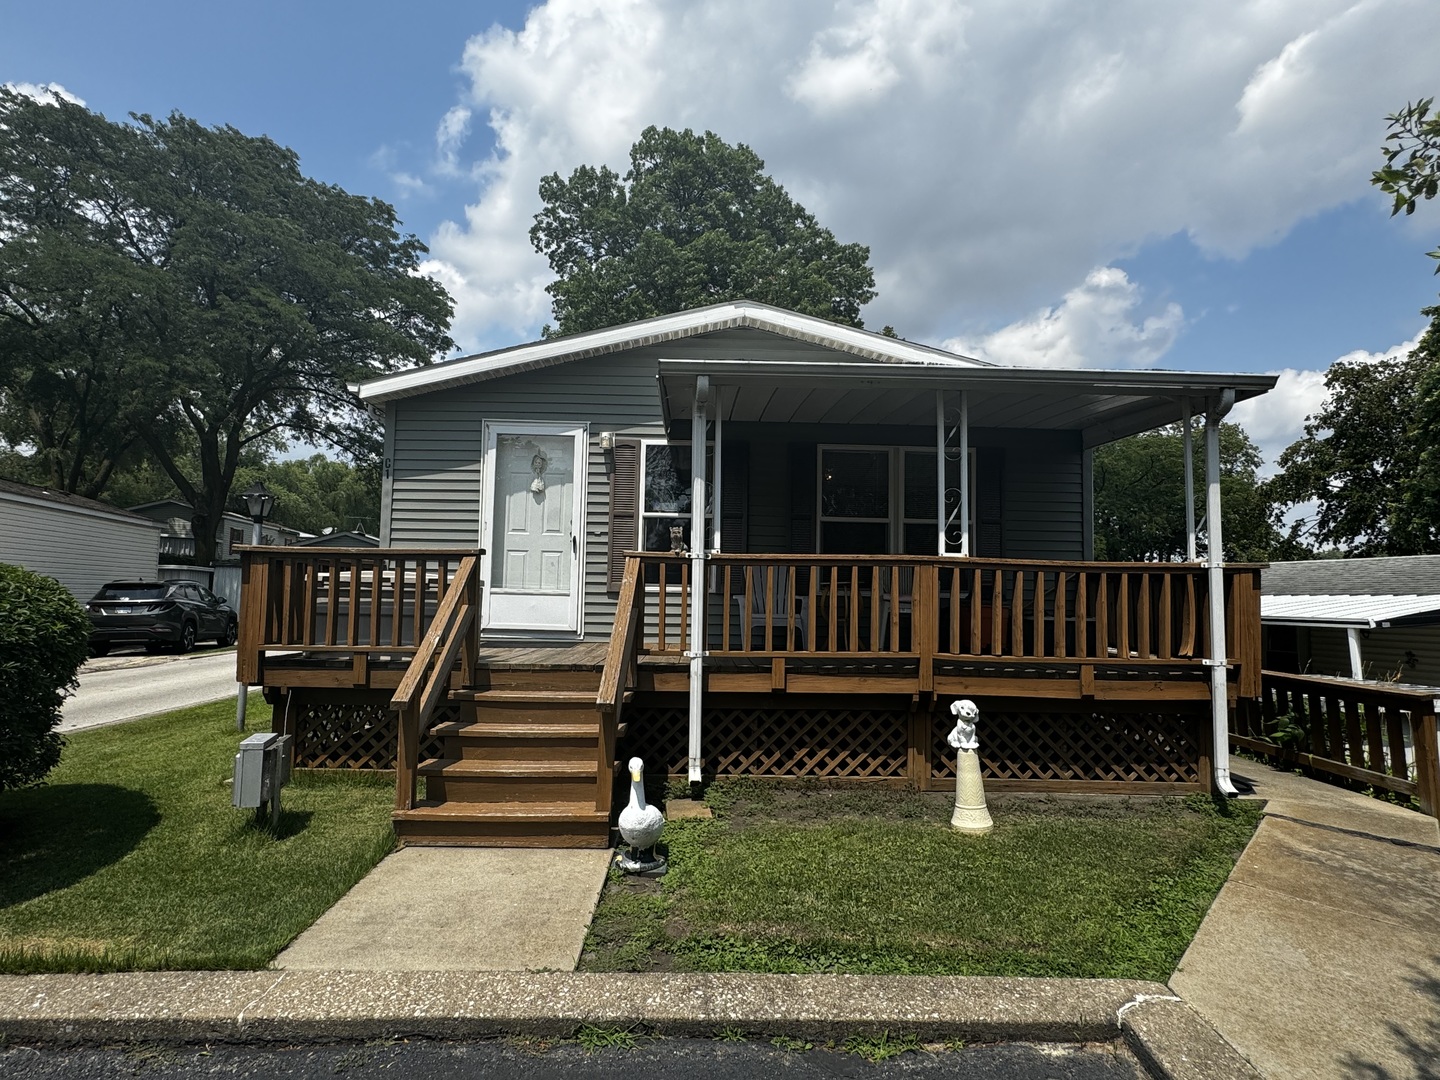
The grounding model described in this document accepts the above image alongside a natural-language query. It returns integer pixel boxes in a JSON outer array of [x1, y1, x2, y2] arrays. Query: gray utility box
[[233, 731, 291, 811]]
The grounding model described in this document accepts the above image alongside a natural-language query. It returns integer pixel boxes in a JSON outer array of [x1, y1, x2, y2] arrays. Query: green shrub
[[0, 563, 90, 791]]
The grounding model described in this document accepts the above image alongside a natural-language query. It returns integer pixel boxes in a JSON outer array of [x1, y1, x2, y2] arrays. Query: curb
[[0, 971, 1259, 1076]]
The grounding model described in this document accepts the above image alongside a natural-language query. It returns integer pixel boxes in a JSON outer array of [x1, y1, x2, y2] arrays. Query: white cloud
[[409, 0, 1440, 351], [940, 267, 1183, 368], [1230, 330, 1426, 475], [4, 81, 85, 106]]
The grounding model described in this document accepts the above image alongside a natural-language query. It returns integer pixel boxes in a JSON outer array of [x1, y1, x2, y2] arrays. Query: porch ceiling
[[657, 360, 1277, 447]]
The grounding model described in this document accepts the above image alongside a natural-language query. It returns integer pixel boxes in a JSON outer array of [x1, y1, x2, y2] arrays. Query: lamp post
[[235, 481, 274, 732]]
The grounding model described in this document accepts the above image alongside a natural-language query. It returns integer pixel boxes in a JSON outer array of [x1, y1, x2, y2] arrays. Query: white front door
[[480, 422, 586, 634]]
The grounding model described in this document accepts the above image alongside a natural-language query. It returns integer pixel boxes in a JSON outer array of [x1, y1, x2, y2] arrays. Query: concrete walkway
[[273, 847, 613, 972], [1173, 755, 1440, 1080]]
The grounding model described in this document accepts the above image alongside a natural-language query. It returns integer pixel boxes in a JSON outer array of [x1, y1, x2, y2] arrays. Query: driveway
[[60, 646, 242, 732]]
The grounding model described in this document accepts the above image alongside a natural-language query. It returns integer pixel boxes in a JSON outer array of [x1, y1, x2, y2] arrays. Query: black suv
[[87, 580, 238, 656]]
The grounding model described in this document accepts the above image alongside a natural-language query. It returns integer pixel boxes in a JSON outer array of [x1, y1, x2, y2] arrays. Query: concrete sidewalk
[[1172, 755, 1440, 1080]]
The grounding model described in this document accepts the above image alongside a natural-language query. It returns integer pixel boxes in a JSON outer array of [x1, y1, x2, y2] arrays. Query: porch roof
[[656, 360, 1276, 447]]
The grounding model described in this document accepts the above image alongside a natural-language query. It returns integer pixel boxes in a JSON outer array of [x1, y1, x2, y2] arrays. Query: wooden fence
[[1233, 670, 1440, 818]]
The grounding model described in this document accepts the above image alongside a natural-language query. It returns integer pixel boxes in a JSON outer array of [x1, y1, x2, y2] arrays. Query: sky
[[5, 0, 1439, 474]]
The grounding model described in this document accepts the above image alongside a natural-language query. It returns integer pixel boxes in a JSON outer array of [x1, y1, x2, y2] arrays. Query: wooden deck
[[237, 547, 1265, 844]]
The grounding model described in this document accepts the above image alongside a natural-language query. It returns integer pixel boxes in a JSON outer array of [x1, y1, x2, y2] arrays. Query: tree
[[0, 90, 454, 562], [231, 454, 381, 537], [1093, 423, 1288, 562], [0, 563, 89, 792], [1266, 327, 1439, 555], [530, 126, 877, 335], [1373, 97, 1440, 273]]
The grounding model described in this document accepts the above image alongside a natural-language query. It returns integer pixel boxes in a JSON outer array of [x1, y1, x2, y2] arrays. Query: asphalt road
[[0, 1038, 1144, 1079], [59, 647, 243, 732]]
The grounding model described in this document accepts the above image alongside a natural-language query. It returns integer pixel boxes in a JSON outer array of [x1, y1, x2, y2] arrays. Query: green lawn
[[581, 781, 1262, 980], [0, 699, 395, 973]]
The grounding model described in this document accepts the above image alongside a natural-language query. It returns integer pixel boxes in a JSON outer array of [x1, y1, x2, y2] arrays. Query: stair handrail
[[392, 554, 480, 811], [598, 555, 644, 726]]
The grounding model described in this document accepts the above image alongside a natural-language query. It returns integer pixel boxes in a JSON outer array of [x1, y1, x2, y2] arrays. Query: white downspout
[[1182, 399, 1197, 563], [936, 390, 946, 556], [687, 376, 711, 785], [1206, 389, 1237, 796], [960, 390, 970, 556], [1347, 628, 1365, 681]]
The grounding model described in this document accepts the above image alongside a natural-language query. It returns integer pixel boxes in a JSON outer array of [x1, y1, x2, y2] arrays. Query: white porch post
[[960, 390, 970, 556], [687, 376, 711, 785], [1205, 390, 1237, 796], [936, 389, 970, 555], [1347, 628, 1365, 681], [936, 391, 946, 555], [711, 397, 723, 555], [1182, 399, 1197, 562]]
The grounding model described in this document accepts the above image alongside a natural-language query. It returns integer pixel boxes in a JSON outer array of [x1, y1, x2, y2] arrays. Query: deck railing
[[235, 546, 483, 686], [391, 555, 480, 810], [1234, 671, 1440, 818], [637, 553, 1261, 688]]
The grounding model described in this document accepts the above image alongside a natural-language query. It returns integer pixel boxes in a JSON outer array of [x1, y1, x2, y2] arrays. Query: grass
[[0, 698, 395, 973], [581, 780, 1262, 981]]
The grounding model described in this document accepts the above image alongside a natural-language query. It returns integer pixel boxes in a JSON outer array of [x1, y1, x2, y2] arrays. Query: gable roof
[[0, 477, 162, 528], [358, 301, 987, 404], [1263, 556, 1440, 597]]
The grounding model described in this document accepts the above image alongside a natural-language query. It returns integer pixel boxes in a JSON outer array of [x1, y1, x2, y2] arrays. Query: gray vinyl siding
[[0, 494, 162, 602], [1303, 625, 1440, 687], [383, 334, 1087, 642]]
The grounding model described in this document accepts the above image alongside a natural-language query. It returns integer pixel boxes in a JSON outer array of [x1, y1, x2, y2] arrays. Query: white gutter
[[1205, 388, 1237, 797]]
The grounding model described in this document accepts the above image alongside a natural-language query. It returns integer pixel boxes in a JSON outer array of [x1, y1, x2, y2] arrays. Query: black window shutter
[[789, 442, 816, 553], [976, 447, 1004, 557], [720, 441, 748, 552], [608, 439, 641, 594]]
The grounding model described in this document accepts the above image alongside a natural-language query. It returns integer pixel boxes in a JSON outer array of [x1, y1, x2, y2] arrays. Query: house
[[0, 477, 164, 602], [1262, 555, 1440, 687], [294, 526, 380, 548], [235, 301, 1275, 846], [128, 498, 307, 559]]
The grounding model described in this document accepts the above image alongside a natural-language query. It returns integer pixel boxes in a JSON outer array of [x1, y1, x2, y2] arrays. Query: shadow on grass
[[241, 808, 315, 840], [0, 784, 159, 908]]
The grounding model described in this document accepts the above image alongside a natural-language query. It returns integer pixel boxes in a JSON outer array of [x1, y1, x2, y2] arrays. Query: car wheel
[[177, 622, 197, 654], [218, 619, 238, 647], [90, 642, 110, 657]]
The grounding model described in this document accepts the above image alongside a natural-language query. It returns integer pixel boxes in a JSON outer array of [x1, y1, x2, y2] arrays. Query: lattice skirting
[[624, 696, 910, 779], [279, 689, 450, 769], [623, 695, 1207, 788], [930, 703, 1205, 786]]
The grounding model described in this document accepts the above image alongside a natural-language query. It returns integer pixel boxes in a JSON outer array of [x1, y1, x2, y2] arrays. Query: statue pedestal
[[951, 748, 994, 835]]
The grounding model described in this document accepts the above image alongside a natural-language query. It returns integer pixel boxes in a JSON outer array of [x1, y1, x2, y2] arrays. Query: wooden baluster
[[1011, 570, 1025, 656], [390, 558, 404, 648], [1032, 570, 1045, 657], [1344, 698, 1365, 769], [324, 558, 339, 646], [765, 564, 775, 652], [680, 559, 690, 652], [1384, 706, 1408, 780], [1075, 571, 1087, 659], [369, 561, 382, 648], [948, 567, 960, 655], [1181, 575, 1197, 657], [851, 565, 861, 653], [807, 564, 818, 652], [1096, 573, 1109, 658], [742, 564, 752, 652], [1159, 574, 1172, 660], [829, 566, 840, 653], [788, 564, 798, 652], [657, 561, 668, 651], [1138, 574, 1151, 658], [889, 564, 900, 653], [970, 568, 982, 655], [869, 565, 881, 652], [414, 560, 426, 646], [1117, 573, 1130, 659], [990, 569, 1003, 657], [346, 558, 361, 647], [1055, 571, 1067, 659], [722, 565, 732, 652]]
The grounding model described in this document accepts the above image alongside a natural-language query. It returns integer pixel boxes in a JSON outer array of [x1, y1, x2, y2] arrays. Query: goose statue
[[615, 756, 667, 875]]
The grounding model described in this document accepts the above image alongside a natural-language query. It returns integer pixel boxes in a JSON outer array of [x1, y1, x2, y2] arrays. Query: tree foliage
[[0, 563, 90, 792], [1093, 423, 1286, 562], [0, 89, 453, 562], [530, 126, 877, 335], [1372, 97, 1440, 271]]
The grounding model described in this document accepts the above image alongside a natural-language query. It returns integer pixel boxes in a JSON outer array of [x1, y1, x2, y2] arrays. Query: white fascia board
[[0, 490, 166, 531]]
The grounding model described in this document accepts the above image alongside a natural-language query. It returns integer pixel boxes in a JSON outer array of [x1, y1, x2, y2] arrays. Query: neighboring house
[[238, 301, 1276, 846], [0, 477, 164, 602], [294, 526, 380, 548], [127, 498, 306, 559], [1262, 556, 1440, 687]]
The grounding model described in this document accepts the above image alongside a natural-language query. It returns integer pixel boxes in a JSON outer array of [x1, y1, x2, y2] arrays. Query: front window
[[640, 441, 712, 582], [817, 446, 968, 554]]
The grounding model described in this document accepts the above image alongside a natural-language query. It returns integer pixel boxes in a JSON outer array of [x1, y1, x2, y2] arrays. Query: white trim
[[0, 489, 164, 532], [358, 302, 987, 404]]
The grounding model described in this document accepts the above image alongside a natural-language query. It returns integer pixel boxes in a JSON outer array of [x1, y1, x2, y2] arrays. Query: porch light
[[242, 480, 275, 526], [599, 431, 616, 450]]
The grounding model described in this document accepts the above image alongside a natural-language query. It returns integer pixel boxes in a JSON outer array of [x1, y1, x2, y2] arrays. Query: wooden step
[[419, 756, 596, 803], [429, 721, 598, 740], [420, 759, 595, 778], [434, 723, 598, 764], [393, 800, 610, 848], [450, 690, 598, 703]]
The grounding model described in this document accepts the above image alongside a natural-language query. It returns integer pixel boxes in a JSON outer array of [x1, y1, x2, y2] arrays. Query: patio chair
[[732, 564, 808, 650]]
